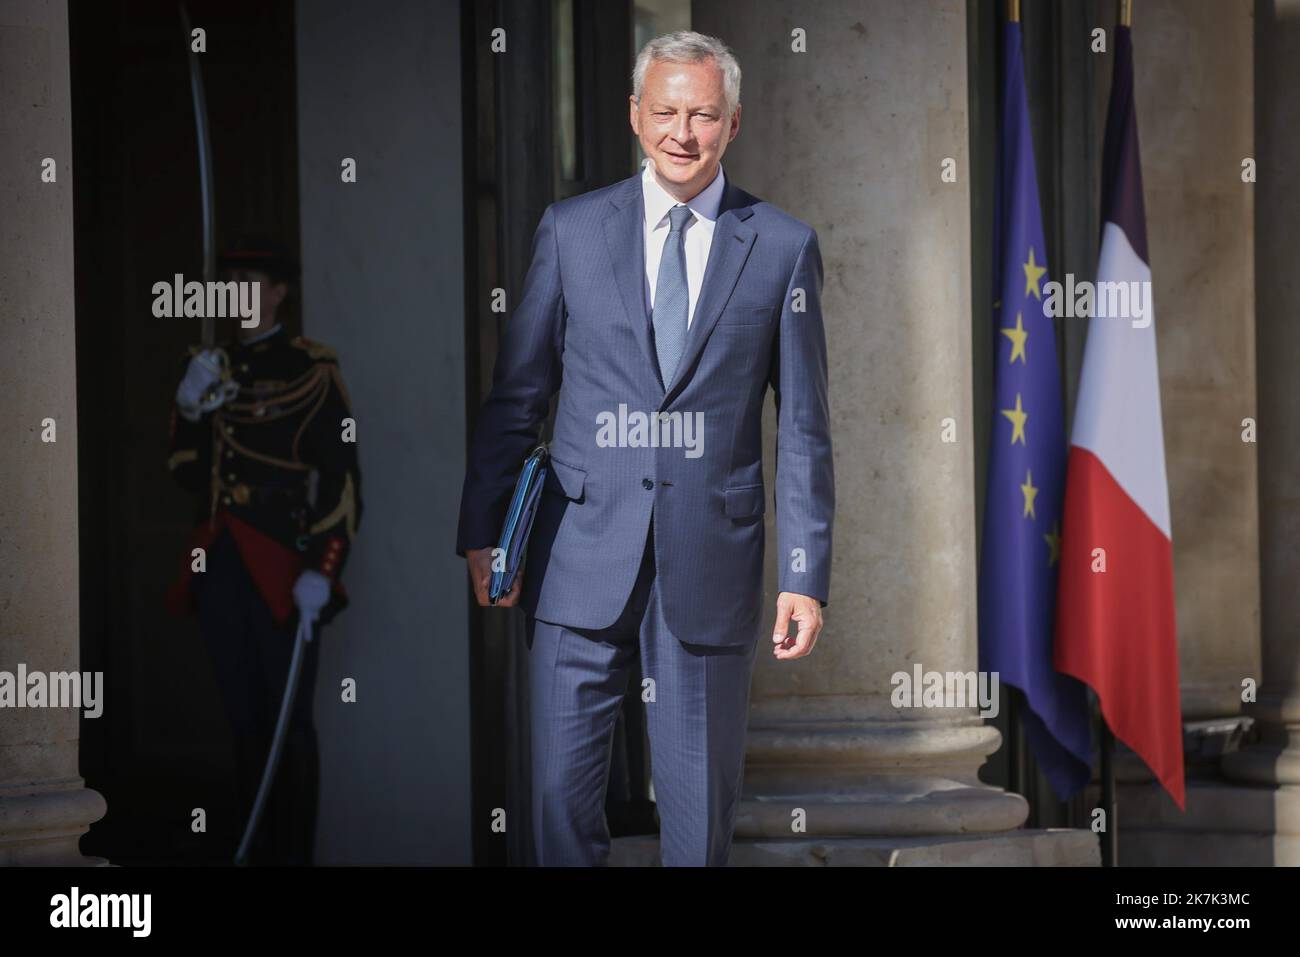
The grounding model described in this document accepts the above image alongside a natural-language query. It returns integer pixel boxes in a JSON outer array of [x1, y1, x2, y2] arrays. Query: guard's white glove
[[293, 570, 332, 623], [175, 349, 227, 422]]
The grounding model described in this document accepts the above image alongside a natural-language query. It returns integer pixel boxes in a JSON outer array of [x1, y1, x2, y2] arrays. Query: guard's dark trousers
[[194, 530, 321, 865]]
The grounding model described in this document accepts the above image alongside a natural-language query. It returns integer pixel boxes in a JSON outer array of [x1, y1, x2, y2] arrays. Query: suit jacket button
[[642, 478, 654, 490]]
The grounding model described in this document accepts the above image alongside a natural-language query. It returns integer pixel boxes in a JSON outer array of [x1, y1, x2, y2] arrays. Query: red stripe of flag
[[1055, 448, 1184, 808]]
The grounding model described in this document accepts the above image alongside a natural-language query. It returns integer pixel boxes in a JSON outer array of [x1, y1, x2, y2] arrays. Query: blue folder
[[489, 444, 549, 604]]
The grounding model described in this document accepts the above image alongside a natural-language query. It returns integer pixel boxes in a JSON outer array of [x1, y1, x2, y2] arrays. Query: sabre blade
[[235, 616, 312, 865], [179, 1, 217, 346]]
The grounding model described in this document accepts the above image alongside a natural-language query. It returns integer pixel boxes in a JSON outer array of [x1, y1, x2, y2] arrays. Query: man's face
[[225, 267, 288, 339], [630, 57, 740, 200]]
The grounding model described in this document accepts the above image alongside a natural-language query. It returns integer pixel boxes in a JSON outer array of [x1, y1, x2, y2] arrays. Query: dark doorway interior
[[71, 0, 300, 864]]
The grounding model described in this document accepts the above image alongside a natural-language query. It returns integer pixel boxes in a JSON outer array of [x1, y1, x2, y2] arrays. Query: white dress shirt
[[642, 158, 726, 329]]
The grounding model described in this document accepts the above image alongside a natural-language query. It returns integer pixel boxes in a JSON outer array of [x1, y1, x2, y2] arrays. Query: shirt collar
[[236, 322, 283, 348], [642, 158, 726, 231]]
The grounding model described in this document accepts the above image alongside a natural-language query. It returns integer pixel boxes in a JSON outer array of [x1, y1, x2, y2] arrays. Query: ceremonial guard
[[166, 238, 362, 865]]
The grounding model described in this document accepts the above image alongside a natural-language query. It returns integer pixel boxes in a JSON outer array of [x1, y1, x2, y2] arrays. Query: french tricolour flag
[[1054, 24, 1185, 810]]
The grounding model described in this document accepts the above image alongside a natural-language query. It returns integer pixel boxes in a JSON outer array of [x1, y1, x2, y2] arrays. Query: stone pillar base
[[610, 829, 1099, 866], [735, 715, 1032, 837], [1220, 695, 1300, 787], [1222, 745, 1300, 786], [0, 782, 109, 866], [734, 785, 1031, 838], [1117, 778, 1300, 866]]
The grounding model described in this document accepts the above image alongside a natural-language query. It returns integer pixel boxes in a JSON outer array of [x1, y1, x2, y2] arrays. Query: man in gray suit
[[457, 31, 833, 866]]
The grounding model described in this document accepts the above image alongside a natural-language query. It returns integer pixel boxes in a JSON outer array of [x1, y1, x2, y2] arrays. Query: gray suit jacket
[[457, 169, 833, 647]]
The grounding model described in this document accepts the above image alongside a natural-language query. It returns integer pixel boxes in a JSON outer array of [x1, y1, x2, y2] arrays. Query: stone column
[[687, 0, 1094, 865], [1136, 0, 1259, 737], [1111, 0, 1295, 866], [0, 0, 107, 865], [1217, 0, 1300, 854], [1109, 0, 1258, 784]]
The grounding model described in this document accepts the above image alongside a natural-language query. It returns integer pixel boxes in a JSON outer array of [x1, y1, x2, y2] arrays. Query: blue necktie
[[652, 204, 693, 386]]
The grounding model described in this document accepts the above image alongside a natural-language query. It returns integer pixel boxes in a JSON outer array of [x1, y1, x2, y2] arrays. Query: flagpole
[[1100, 717, 1117, 866], [1094, 0, 1133, 870], [1003, 0, 1027, 817]]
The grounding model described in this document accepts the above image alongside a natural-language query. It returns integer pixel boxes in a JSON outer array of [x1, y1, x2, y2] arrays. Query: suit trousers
[[194, 529, 321, 865], [525, 517, 759, 866]]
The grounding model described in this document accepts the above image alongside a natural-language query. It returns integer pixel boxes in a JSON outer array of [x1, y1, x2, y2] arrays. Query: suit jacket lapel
[[603, 175, 662, 390], [603, 171, 759, 403], [663, 178, 757, 405]]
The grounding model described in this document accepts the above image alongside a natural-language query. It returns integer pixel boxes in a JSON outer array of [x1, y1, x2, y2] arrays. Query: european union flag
[[978, 16, 1091, 800]]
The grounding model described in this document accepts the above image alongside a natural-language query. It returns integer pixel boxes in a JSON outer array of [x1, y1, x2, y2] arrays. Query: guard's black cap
[[218, 235, 300, 282]]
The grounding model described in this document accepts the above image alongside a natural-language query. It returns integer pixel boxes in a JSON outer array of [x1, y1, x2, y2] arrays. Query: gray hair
[[632, 31, 741, 115]]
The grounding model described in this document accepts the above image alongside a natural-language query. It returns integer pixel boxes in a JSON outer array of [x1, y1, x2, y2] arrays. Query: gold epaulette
[[290, 336, 338, 361]]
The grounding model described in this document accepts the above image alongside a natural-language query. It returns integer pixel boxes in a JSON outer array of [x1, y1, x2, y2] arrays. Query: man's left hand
[[772, 592, 823, 660], [293, 569, 332, 623]]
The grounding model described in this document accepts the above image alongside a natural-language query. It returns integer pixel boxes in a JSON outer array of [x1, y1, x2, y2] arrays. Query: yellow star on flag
[[1000, 393, 1028, 446], [1001, 312, 1028, 364], [1044, 521, 1061, 567], [1023, 247, 1047, 301], [1020, 469, 1038, 519]]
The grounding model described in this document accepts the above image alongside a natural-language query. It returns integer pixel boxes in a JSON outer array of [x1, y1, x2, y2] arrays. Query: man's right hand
[[467, 546, 522, 608], [176, 350, 225, 421]]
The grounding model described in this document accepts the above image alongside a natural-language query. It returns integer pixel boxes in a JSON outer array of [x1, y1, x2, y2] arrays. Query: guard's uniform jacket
[[166, 326, 363, 623]]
